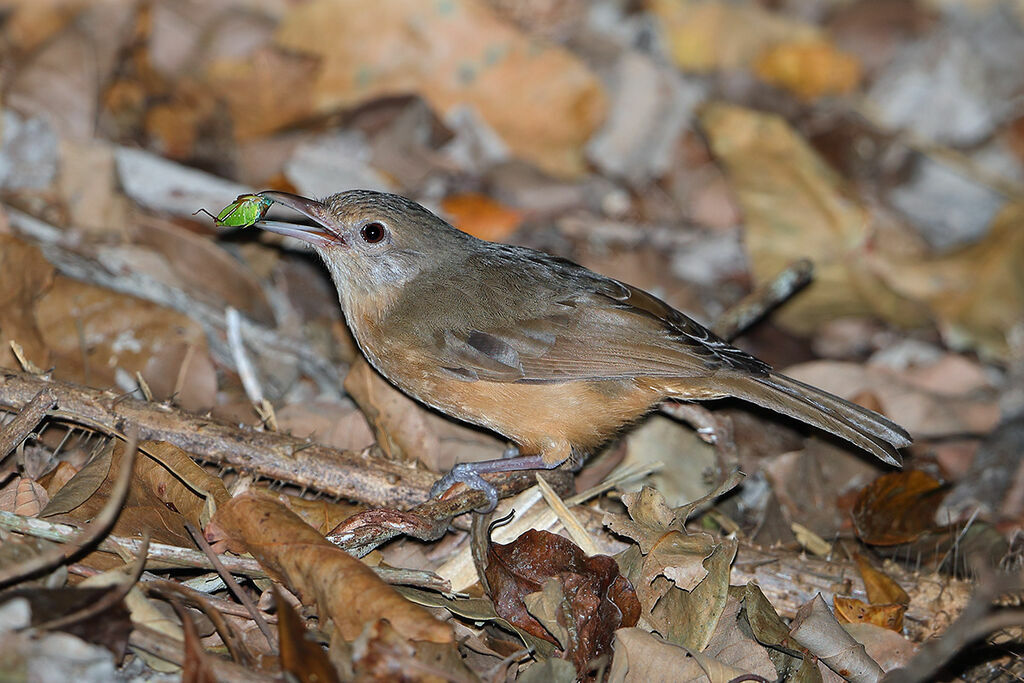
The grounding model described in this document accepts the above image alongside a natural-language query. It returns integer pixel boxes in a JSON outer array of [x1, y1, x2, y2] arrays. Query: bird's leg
[[430, 452, 557, 513]]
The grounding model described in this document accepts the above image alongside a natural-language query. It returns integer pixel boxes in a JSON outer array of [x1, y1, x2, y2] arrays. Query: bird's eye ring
[[360, 222, 386, 244]]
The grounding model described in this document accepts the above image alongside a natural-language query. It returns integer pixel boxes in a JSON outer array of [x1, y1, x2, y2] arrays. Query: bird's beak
[[255, 191, 346, 248]]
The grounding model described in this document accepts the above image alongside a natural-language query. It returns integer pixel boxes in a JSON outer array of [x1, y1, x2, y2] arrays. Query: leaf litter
[[0, 0, 1021, 680]]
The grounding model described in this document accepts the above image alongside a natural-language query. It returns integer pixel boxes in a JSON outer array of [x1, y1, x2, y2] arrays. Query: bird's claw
[[430, 463, 499, 513]]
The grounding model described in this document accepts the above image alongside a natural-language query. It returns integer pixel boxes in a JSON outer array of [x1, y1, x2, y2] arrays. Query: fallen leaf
[[441, 193, 523, 241], [484, 528, 639, 673], [852, 470, 947, 546], [0, 235, 55, 372], [275, 586, 341, 683], [34, 274, 215, 398], [649, 0, 818, 72], [274, 0, 606, 177], [833, 595, 905, 632], [854, 554, 910, 607], [205, 47, 319, 140], [207, 490, 453, 644], [608, 628, 734, 683], [754, 39, 862, 100], [701, 102, 930, 334], [880, 203, 1024, 361]]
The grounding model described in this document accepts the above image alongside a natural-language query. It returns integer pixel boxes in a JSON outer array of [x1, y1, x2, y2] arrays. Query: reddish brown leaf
[[484, 528, 639, 674], [275, 586, 340, 683], [852, 471, 948, 546], [207, 490, 453, 644]]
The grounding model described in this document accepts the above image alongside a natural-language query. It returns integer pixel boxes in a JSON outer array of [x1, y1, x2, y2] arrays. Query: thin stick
[[0, 388, 55, 459], [711, 259, 814, 341], [185, 522, 277, 649], [0, 370, 436, 507]]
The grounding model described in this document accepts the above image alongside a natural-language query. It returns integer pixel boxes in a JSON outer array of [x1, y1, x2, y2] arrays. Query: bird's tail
[[684, 371, 911, 466]]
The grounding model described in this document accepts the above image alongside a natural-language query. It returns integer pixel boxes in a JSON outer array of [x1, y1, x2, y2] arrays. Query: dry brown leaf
[[274, 0, 606, 178], [34, 275, 215, 398], [649, 0, 819, 72], [484, 528, 639, 673], [205, 47, 319, 141], [41, 441, 114, 518], [275, 400, 375, 454], [608, 628, 733, 683], [854, 554, 910, 607], [208, 490, 453, 644], [852, 470, 946, 546], [833, 596, 905, 632], [0, 235, 55, 372], [441, 193, 524, 241], [131, 215, 274, 325], [275, 586, 341, 683], [754, 39, 862, 100], [880, 203, 1024, 361], [701, 103, 930, 334]]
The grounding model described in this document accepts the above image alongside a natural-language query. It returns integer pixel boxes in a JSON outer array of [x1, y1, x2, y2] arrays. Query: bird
[[252, 189, 910, 510]]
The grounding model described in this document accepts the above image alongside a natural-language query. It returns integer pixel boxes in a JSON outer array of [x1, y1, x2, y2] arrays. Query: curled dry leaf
[[484, 528, 639, 673], [854, 554, 910, 607], [274, 586, 341, 683], [207, 490, 453, 644], [649, 0, 819, 72], [834, 596, 905, 632], [852, 470, 947, 546]]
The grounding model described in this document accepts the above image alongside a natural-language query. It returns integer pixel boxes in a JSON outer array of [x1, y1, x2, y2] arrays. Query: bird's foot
[[429, 452, 554, 514], [430, 463, 500, 513]]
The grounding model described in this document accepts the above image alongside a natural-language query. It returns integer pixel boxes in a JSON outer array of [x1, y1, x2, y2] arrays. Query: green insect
[[194, 193, 274, 228]]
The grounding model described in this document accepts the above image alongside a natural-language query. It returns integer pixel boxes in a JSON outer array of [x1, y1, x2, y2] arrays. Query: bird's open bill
[[255, 191, 345, 248]]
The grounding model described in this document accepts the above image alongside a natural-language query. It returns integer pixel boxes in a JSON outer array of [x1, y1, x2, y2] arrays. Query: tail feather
[[710, 371, 910, 467]]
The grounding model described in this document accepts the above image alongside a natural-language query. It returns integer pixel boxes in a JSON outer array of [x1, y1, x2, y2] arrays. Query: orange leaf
[[833, 596, 905, 632], [854, 554, 910, 607], [441, 193, 523, 241], [754, 39, 861, 100]]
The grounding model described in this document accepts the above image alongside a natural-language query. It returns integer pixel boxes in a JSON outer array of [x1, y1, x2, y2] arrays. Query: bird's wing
[[435, 277, 771, 384]]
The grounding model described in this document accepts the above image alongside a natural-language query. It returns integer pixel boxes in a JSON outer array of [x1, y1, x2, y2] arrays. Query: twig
[[185, 522, 277, 650], [0, 369, 435, 508], [1, 510, 448, 591], [711, 259, 814, 341], [0, 428, 139, 587], [129, 624, 278, 683], [0, 387, 56, 459], [145, 577, 255, 667], [535, 474, 600, 556]]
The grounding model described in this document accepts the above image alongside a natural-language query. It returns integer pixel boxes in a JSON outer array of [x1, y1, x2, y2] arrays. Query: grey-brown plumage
[[256, 189, 910, 509]]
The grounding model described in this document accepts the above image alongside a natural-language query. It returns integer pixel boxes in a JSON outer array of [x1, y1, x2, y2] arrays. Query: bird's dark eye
[[360, 222, 386, 244]]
